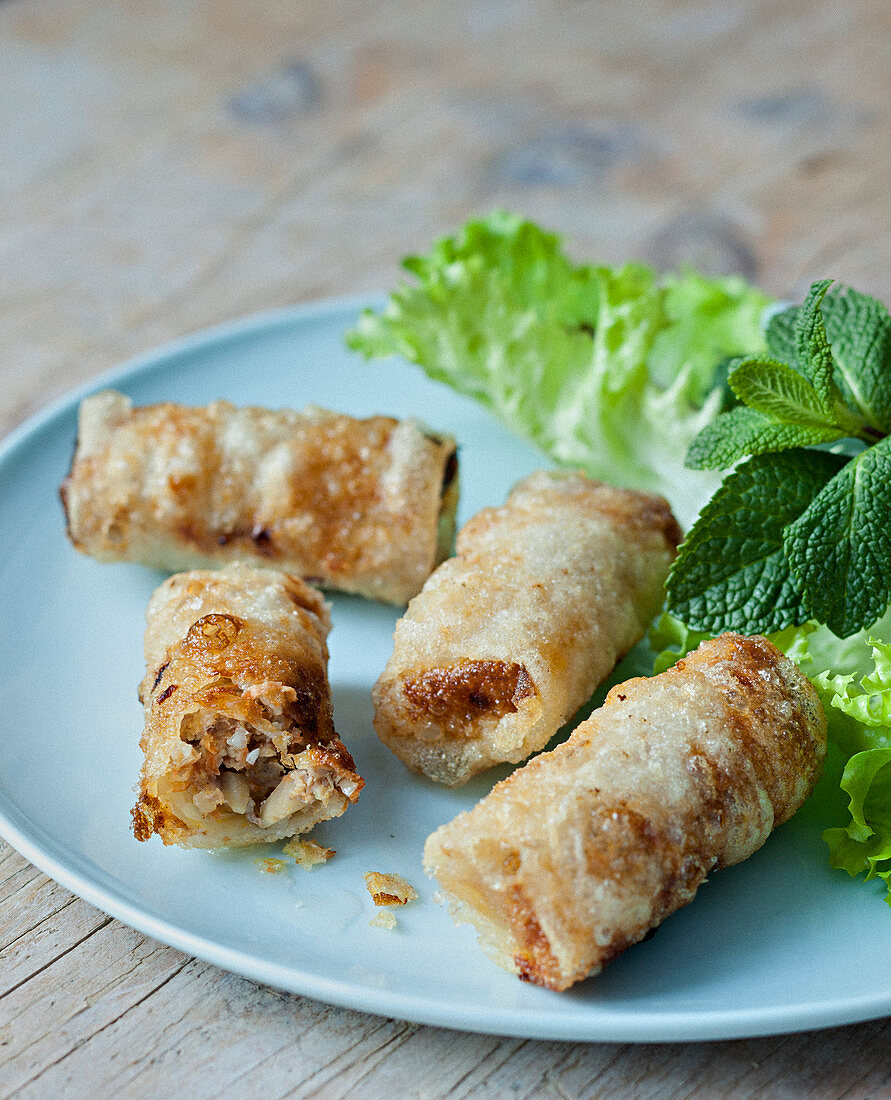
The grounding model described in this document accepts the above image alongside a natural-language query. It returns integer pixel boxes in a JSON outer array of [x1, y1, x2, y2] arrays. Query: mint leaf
[[820, 287, 891, 432], [728, 356, 846, 428], [685, 286, 863, 473], [766, 286, 891, 434], [784, 438, 891, 637], [794, 279, 837, 412], [685, 404, 844, 470], [667, 450, 845, 633], [765, 305, 798, 366]]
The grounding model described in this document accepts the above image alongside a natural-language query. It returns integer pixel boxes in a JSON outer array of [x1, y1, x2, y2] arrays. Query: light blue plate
[[1, 296, 889, 1041]]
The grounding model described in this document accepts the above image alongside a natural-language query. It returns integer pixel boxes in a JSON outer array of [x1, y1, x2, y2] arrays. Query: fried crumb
[[255, 857, 287, 874], [283, 838, 335, 869], [364, 871, 418, 906], [369, 910, 398, 930]]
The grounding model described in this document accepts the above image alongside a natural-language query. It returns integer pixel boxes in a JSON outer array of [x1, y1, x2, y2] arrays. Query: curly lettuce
[[815, 637, 891, 904], [347, 211, 771, 525], [648, 612, 813, 675]]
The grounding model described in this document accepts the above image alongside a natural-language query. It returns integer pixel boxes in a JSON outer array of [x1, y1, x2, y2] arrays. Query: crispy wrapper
[[61, 390, 459, 605], [132, 562, 363, 849], [373, 470, 681, 784], [423, 634, 827, 991]]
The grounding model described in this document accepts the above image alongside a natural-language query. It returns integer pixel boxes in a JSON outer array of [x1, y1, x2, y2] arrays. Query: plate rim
[[2, 294, 890, 1043]]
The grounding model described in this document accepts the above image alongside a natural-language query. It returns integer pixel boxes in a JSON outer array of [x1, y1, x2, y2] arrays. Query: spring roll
[[132, 561, 363, 848], [373, 470, 681, 785], [61, 390, 459, 605], [424, 633, 827, 990]]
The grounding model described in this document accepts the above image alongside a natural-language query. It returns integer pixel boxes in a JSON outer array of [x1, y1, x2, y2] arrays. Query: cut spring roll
[[424, 634, 827, 990], [132, 562, 363, 848], [61, 390, 459, 605], [373, 470, 682, 785]]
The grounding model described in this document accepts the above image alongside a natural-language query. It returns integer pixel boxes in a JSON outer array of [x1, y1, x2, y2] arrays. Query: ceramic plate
[[1, 297, 889, 1042]]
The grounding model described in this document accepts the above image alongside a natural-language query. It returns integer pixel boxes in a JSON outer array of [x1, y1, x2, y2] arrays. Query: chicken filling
[[168, 686, 356, 828]]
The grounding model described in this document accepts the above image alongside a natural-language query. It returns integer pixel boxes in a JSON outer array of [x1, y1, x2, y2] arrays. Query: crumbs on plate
[[283, 837, 335, 869], [364, 871, 417, 906], [369, 909, 399, 930], [255, 857, 287, 874]]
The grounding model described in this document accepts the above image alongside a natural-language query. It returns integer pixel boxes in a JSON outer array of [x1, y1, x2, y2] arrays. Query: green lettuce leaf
[[822, 751, 891, 903], [813, 634, 891, 905], [652, 268, 773, 404], [813, 632, 891, 757], [647, 612, 814, 675], [347, 212, 771, 525]]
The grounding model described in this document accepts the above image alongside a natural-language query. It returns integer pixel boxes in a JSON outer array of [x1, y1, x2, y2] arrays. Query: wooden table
[[2, 1, 889, 1094]]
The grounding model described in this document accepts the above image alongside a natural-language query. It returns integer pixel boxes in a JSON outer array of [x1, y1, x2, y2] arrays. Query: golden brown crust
[[134, 562, 363, 849], [399, 661, 537, 738], [373, 470, 680, 784], [131, 792, 177, 844], [62, 390, 458, 605], [423, 633, 827, 990]]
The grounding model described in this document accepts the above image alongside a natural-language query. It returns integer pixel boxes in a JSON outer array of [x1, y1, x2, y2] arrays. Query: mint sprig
[[784, 438, 891, 636], [668, 450, 844, 634], [668, 280, 891, 639], [686, 404, 843, 472], [794, 279, 839, 411], [768, 286, 891, 432]]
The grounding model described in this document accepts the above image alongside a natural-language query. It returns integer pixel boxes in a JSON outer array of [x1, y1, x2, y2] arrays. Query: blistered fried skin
[[373, 470, 681, 785], [132, 562, 363, 849], [61, 390, 459, 605], [423, 634, 827, 990]]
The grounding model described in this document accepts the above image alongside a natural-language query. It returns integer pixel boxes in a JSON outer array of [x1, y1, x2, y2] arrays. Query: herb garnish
[[667, 281, 891, 638]]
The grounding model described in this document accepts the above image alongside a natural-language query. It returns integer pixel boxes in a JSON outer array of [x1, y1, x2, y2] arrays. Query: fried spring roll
[[373, 470, 681, 785], [132, 562, 363, 848], [61, 390, 459, 605], [423, 634, 827, 990]]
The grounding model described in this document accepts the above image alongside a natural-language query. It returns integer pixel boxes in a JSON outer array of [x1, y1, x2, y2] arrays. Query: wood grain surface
[[1, 0, 889, 1095]]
